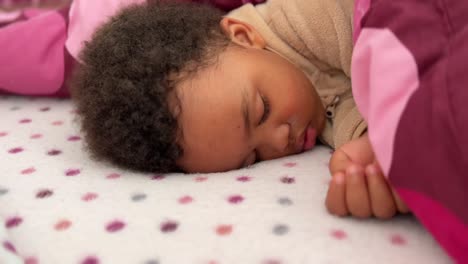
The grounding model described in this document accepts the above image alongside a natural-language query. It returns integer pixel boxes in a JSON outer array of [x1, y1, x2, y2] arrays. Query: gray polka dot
[[273, 224, 289, 236], [131, 193, 147, 202], [278, 197, 293, 206], [144, 259, 159, 264], [10, 106, 20, 111], [0, 188, 8, 196]]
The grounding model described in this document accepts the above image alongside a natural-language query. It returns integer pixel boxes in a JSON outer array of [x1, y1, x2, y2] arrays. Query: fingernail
[[334, 174, 344, 184], [347, 166, 361, 176]]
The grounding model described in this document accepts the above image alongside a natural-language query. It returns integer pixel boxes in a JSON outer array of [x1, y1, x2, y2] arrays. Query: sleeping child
[[0, 0, 410, 219]]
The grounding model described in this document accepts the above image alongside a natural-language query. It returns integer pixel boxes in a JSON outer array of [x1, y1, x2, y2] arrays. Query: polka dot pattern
[[0, 97, 449, 264]]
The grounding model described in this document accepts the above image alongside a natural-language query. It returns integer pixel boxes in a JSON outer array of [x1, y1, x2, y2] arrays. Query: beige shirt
[[227, 0, 367, 149]]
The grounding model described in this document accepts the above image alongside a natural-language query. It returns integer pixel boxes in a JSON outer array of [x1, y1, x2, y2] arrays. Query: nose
[[255, 123, 290, 160]]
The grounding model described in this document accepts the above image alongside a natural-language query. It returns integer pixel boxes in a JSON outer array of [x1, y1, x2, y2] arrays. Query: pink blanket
[[0, 0, 264, 96], [352, 0, 468, 262]]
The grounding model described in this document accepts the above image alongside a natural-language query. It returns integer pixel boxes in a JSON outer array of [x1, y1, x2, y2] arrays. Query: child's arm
[[325, 133, 410, 219]]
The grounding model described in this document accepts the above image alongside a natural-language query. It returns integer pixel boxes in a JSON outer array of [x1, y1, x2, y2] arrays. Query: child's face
[[174, 18, 325, 173]]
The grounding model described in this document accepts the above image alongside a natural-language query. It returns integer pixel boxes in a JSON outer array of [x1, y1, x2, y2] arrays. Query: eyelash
[[258, 95, 270, 125]]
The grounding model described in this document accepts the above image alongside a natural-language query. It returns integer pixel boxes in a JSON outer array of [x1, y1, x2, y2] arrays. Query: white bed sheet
[[0, 96, 452, 264]]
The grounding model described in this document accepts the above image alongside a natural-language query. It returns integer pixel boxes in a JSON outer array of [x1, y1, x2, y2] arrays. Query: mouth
[[295, 123, 317, 153]]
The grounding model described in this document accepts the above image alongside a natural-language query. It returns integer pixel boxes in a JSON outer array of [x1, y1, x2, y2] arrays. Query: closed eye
[[258, 94, 270, 125]]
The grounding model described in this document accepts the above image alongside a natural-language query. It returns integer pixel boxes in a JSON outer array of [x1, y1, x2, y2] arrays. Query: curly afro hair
[[71, 1, 230, 172]]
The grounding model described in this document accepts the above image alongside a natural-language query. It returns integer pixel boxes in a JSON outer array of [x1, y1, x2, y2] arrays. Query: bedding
[[352, 0, 468, 262], [0, 96, 452, 263]]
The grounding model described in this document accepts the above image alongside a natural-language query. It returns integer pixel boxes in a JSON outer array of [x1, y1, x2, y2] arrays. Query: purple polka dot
[[3, 241, 16, 253], [262, 259, 282, 264], [228, 195, 244, 204], [19, 118, 31, 124], [106, 220, 126, 232], [82, 256, 100, 264], [5, 216, 23, 228], [21, 167, 36, 174], [151, 175, 165, 180], [65, 169, 81, 176], [81, 192, 98, 202], [236, 176, 251, 182], [160, 221, 178, 233], [39, 107, 50, 112], [0, 132, 8, 137], [47, 149, 62, 156], [30, 134, 43, 139], [67, 135, 81, 141], [36, 189, 53, 198], [280, 176, 295, 184], [8, 147, 24, 154]]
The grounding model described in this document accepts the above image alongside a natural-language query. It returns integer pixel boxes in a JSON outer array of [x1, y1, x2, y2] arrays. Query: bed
[[0, 95, 452, 263]]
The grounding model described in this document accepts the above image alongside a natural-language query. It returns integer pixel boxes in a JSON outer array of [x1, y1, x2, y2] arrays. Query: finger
[[345, 165, 372, 218], [325, 172, 348, 216], [329, 149, 353, 176], [366, 165, 396, 219], [391, 189, 411, 213]]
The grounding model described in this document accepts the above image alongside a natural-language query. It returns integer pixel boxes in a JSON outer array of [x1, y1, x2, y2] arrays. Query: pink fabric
[[397, 188, 468, 262], [351, 28, 420, 176], [66, 0, 146, 62], [0, 8, 68, 96]]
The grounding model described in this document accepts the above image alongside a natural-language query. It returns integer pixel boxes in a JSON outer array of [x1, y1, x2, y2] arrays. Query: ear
[[220, 17, 266, 49]]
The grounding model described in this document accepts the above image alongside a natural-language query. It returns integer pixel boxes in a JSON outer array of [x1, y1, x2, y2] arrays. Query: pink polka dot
[[21, 167, 36, 175], [195, 176, 207, 182], [67, 135, 81, 141], [19, 118, 32, 124], [106, 173, 121, 179], [65, 168, 81, 176], [36, 189, 53, 198], [330, 229, 347, 240], [30, 134, 43, 139], [24, 257, 39, 264], [178, 195, 193, 204], [5, 216, 23, 228], [216, 225, 232, 236], [236, 176, 251, 182], [8, 147, 24, 154], [47, 149, 62, 156], [151, 175, 165, 180], [39, 107, 50, 112], [280, 176, 295, 184], [82, 256, 100, 264], [51, 120, 63, 126], [0, 131, 8, 137], [106, 220, 126, 232], [54, 219, 72, 231], [390, 234, 407, 245], [3, 241, 16, 253], [228, 195, 244, 204], [160, 220, 178, 233], [283, 162, 297, 167], [81, 192, 98, 202], [207, 261, 219, 264]]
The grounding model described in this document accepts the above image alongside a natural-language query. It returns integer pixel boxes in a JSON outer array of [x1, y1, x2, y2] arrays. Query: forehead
[[175, 64, 250, 173]]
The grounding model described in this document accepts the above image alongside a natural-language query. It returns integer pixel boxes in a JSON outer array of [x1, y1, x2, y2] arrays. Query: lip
[[294, 123, 317, 153]]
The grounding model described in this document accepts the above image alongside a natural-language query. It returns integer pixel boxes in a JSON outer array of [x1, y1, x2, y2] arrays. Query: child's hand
[[325, 134, 410, 219]]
